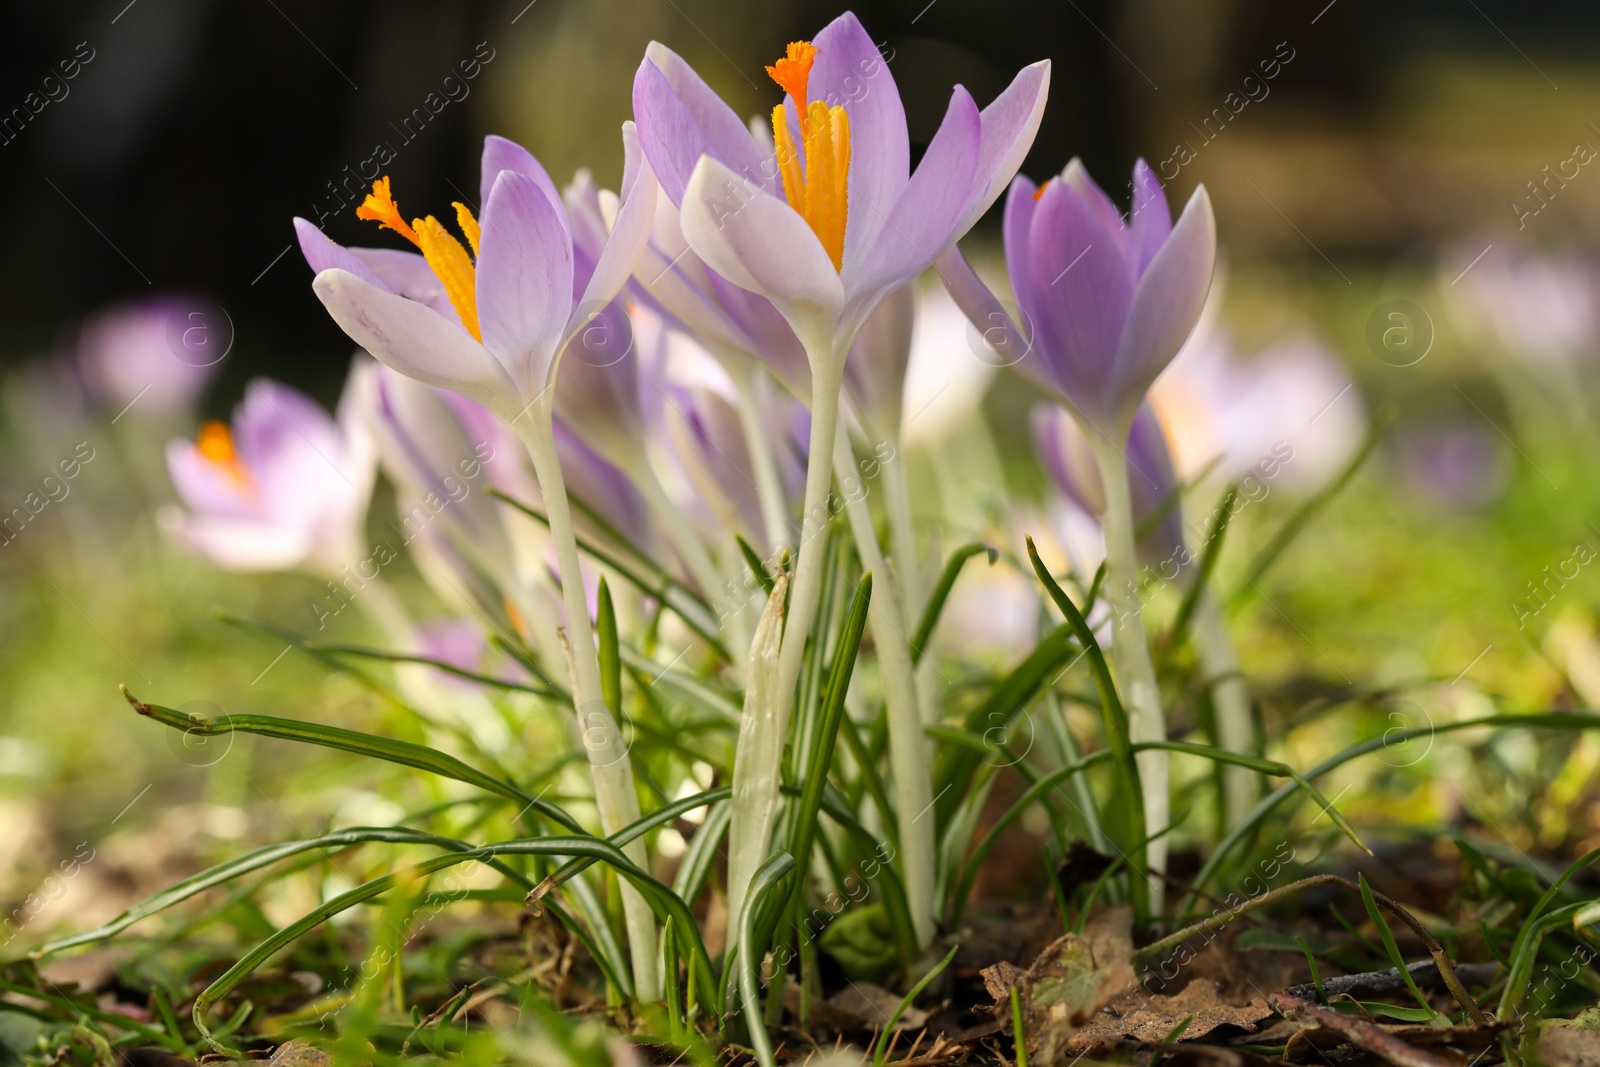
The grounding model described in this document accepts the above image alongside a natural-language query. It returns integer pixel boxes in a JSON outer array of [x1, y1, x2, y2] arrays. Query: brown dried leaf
[[1537, 1019, 1600, 1067], [1013, 905, 1139, 1066], [1068, 978, 1274, 1051]]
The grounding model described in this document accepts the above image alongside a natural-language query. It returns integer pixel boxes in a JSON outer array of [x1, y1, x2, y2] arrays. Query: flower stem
[[731, 363, 793, 554], [833, 424, 936, 948], [881, 436, 940, 726], [513, 404, 659, 1003], [775, 347, 845, 740], [1086, 430, 1168, 914], [1190, 587, 1255, 826]]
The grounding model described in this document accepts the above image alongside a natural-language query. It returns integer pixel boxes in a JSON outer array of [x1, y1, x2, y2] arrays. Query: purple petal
[[954, 60, 1050, 236], [313, 269, 518, 413], [1025, 176, 1135, 420], [575, 121, 658, 316], [294, 218, 387, 290], [679, 156, 844, 326], [704, 268, 810, 393], [476, 169, 576, 397], [1128, 159, 1172, 279], [479, 135, 567, 238], [846, 85, 982, 316], [811, 12, 909, 268], [1125, 401, 1183, 561], [934, 245, 1037, 384], [1032, 403, 1103, 515], [1108, 186, 1216, 417], [1003, 176, 1039, 331], [347, 247, 458, 321], [554, 301, 644, 470], [633, 44, 776, 207], [1060, 159, 1132, 278]]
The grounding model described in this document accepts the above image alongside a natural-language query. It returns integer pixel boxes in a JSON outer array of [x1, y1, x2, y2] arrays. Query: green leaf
[[1026, 537, 1147, 917], [1168, 484, 1239, 647], [871, 944, 958, 1067], [597, 576, 623, 720], [1357, 873, 1434, 1017], [911, 542, 995, 663], [734, 852, 797, 1067]]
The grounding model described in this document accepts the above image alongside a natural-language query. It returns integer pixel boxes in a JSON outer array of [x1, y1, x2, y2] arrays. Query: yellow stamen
[[453, 202, 481, 256], [196, 420, 251, 486], [356, 177, 420, 247], [766, 41, 851, 272], [412, 215, 481, 342]]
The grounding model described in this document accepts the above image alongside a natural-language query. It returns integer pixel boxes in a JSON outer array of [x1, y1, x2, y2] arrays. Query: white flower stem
[[1086, 430, 1168, 915], [724, 573, 789, 951], [833, 423, 936, 948], [731, 363, 793, 554], [881, 437, 941, 726], [775, 348, 845, 739], [1190, 586, 1255, 827], [513, 404, 659, 1003]]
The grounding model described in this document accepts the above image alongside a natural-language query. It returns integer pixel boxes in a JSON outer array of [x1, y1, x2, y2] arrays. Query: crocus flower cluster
[[148, 6, 1286, 1001]]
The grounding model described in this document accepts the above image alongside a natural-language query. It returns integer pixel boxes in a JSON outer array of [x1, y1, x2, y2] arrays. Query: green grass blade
[[1357, 873, 1434, 1015], [1026, 537, 1147, 916], [533, 786, 733, 897], [120, 687, 583, 834], [26, 827, 529, 959], [911, 542, 995, 663], [1231, 408, 1393, 604], [1167, 484, 1239, 647], [736, 534, 775, 595], [737, 852, 797, 1067], [871, 944, 958, 1067], [597, 576, 623, 719], [672, 800, 731, 907], [305, 642, 564, 700]]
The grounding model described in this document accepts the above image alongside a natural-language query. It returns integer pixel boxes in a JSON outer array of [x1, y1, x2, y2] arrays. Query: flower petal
[[1109, 185, 1216, 417], [476, 169, 576, 397], [1061, 158, 1132, 278], [934, 243, 1040, 386], [294, 218, 387, 290], [313, 268, 518, 414], [679, 156, 844, 335], [1025, 175, 1134, 420], [347, 247, 459, 322], [575, 121, 659, 319], [955, 60, 1050, 236], [1128, 159, 1171, 279], [479, 134, 568, 237], [811, 11, 909, 269], [845, 85, 981, 322], [159, 507, 316, 573], [633, 44, 777, 207], [843, 282, 914, 439]]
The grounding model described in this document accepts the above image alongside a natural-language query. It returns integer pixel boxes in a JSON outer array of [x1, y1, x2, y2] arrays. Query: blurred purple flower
[[1151, 310, 1365, 496], [161, 373, 375, 576], [1396, 422, 1508, 510], [943, 159, 1215, 432], [75, 296, 221, 416], [1445, 242, 1598, 368]]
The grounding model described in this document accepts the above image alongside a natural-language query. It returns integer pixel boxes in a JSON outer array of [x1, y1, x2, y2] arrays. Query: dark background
[[3, 0, 1598, 407]]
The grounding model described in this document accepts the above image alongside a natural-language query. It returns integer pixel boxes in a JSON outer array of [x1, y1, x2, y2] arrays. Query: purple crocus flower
[[297, 131, 657, 424], [1031, 400, 1184, 567], [633, 12, 1049, 353], [943, 160, 1216, 435], [161, 374, 375, 576], [75, 296, 222, 416]]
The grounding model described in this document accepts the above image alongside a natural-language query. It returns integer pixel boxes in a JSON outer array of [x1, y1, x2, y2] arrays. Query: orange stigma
[[767, 40, 850, 272], [196, 420, 251, 486], [357, 177, 483, 343], [1032, 179, 1051, 202]]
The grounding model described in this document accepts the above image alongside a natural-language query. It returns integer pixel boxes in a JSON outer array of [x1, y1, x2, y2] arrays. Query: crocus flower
[[161, 372, 375, 577], [634, 12, 1049, 355], [1031, 401, 1184, 567], [1444, 242, 1597, 369], [1395, 422, 1508, 511], [1150, 293, 1364, 497], [298, 131, 657, 425], [942, 160, 1216, 435], [76, 296, 222, 417]]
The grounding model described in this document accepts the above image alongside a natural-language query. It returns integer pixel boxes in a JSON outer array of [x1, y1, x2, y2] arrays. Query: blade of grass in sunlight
[[1167, 484, 1239, 647], [911, 542, 996, 663], [736, 851, 797, 1067], [1027, 536, 1148, 917]]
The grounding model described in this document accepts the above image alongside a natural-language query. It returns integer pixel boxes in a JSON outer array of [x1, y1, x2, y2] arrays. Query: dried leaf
[[1068, 979, 1273, 1051]]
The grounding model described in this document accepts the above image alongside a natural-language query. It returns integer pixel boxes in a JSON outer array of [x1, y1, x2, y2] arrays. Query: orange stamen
[[453, 202, 481, 257], [1032, 179, 1051, 202], [766, 42, 850, 272], [412, 215, 481, 342], [196, 420, 251, 486], [356, 177, 420, 247]]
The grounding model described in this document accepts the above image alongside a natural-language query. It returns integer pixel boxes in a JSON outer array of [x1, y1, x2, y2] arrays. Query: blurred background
[[8, 0, 1600, 954]]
